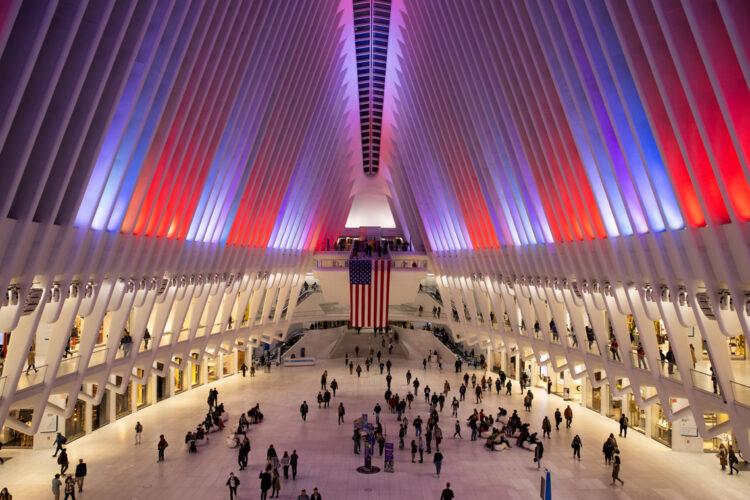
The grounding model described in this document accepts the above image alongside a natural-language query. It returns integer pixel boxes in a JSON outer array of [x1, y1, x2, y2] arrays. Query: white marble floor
[[1, 358, 748, 499]]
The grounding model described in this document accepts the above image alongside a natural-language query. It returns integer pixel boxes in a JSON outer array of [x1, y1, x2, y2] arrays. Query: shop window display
[[65, 398, 86, 441], [91, 385, 108, 431], [136, 369, 149, 409], [0, 409, 34, 447], [653, 403, 673, 447], [115, 377, 132, 418], [207, 359, 218, 382]]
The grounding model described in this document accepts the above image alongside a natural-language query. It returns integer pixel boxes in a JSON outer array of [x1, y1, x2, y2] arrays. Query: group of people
[[49, 433, 87, 500], [24, 328, 742, 500]]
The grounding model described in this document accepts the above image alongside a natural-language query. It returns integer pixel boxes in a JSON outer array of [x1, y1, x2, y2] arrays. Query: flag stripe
[[349, 259, 391, 328]]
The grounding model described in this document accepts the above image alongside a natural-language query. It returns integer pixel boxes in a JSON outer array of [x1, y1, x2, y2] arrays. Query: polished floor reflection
[[1, 358, 747, 499]]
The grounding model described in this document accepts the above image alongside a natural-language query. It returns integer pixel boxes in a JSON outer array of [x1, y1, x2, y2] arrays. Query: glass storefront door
[[136, 369, 149, 409], [628, 394, 646, 433], [65, 399, 86, 441], [222, 354, 233, 376], [191, 354, 202, 387], [653, 403, 672, 447], [115, 378, 132, 419], [91, 385, 108, 431], [207, 359, 218, 382]]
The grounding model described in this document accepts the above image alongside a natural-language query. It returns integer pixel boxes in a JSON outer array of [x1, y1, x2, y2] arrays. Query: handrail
[[631, 351, 649, 371], [730, 380, 750, 408], [690, 368, 722, 397], [658, 361, 681, 382]]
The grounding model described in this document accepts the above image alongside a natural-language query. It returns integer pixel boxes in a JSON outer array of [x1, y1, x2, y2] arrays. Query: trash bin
[[301, 347, 306, 357]]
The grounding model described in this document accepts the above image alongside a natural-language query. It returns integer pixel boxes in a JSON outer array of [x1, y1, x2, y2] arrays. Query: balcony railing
[[658, 361, 681, 383], [691, 368, 721, 397], [608, 345, 622, 362], [631, 351, 649, 371], [16, 364, 47, 391], [731, 381, 750, 409]]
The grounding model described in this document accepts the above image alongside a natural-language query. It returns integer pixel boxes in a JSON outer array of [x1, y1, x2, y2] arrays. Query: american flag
[[349, 259, 391, 328]]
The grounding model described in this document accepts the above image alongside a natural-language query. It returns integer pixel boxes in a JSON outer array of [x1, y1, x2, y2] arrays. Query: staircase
[[328, 329, 407, 359]]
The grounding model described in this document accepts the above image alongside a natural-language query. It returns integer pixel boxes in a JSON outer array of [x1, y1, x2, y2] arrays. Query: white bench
[[282, 357, 316, 367]]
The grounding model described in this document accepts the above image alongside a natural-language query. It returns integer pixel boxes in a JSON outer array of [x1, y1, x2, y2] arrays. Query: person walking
[[330, 379, 338, 397], [290, 450, 299, 479], [57, 448, 69, 475], [434, 450, 444, 477], [619, 414, 628, 437], [717, 443, 728, 471], [157, 434, 168, 462], [298, 490, 309, 500], [338, 402, 345, 424], [281, 451, 291, 479], [572, 435, 582, 461], [542, 416, 551, 439], [0, 487, 11, 500], [51, 474, 62, 500], [453, 420, 462, 439], [564, 405, 573, 428], [440, 483, 454, 500], [52, 433, 66, 457], [728, 445, 740, 475], [63, 476, 75, 500], [356, 364, 362, 378], [135, 421, 143, 445], [534, 441, 544, 470], [74, 459, 86, 492], [554, 409, 562, 431], [612, 455, 624, 485], [259, 465, 273, 500], [418, 436, 424, 463], [300, 401, 309, 421], [271, 468, 281, 498], [226, 472, 240, 500], [410, 440, 417, 463], [26, 347, 38, 374], [406, 370, 412, 386], [241, 363, 247, 377], [310, 487, 322, 500]]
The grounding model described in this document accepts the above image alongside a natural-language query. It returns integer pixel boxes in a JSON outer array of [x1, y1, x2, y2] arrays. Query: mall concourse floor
[[1, 360, 748, 500]]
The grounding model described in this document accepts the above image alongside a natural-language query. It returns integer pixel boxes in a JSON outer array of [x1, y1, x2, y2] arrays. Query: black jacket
[[75, 463, 87, 477], [259, 471, 272, 489]]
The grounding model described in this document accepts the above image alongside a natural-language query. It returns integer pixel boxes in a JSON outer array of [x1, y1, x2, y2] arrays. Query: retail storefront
[[191, 354, 202, 387], [115, 379, 132, 419], [222, 353, 233, 376], [91, 385, 108, 431], [698, 411, 742, 456], [65, 399, 86, 441], [207, 358, 219, 382], [628, 393, 646, 433], [653, 403, 673, 447], [1, 409, 34, 447], [135, 369, 149, 409]]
